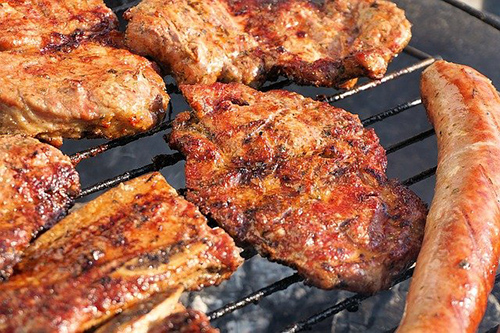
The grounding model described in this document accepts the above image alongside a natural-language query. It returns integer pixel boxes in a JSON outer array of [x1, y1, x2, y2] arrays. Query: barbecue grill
[[62, 1, 500, 331]]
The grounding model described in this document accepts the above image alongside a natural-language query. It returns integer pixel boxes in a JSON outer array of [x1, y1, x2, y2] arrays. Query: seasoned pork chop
[[125, 0, 411, 88], [169, 83, 427, 293], [0, 173, 242, 332], [0, 135, 79, 281], [0, 0, 117, 51], [0, 42, 169, 146]]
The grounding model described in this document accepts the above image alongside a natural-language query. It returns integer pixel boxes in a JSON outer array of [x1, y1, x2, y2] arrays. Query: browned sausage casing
[[397, 60, 500, 332]]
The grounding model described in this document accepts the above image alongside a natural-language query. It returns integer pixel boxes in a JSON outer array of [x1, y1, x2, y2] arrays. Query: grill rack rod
[[316, 57, 435, 104], [286, 271, 500, 333], [76, 152, 183, 198], [69, 119, 172, 165], [442, 0, 500, 31]]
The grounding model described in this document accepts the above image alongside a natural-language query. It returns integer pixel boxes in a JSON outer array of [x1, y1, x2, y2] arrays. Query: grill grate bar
[[386, 129, 435, 155], [440, 0, 500, 31], [281, 269, 416, 333], [111, 0, 140, 12], [76, 152, 183, 198], [70, 120, 172, 164], [316, 57, 436, 103], [208, 273, 303, 321], [361, 99, 422, 127], [403, 46, 434, 60], [402, 166, 437, 186]]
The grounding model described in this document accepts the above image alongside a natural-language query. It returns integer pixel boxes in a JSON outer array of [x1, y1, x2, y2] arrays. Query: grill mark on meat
[[124, 0, 411, 88], [170, 82, 427, 293], [0, 0, 118, 52], [0, 42, 169, 146], [0, 173, 242, 332], [0, 135, 80, 281]]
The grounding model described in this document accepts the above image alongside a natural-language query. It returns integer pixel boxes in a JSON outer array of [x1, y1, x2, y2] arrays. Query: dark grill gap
[[68, 1, 500, 332]]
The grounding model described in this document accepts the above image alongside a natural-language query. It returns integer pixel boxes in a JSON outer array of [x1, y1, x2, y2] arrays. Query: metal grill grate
[[69, 1, 500, 332]]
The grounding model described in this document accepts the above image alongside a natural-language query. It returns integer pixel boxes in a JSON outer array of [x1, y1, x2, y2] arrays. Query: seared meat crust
[[125, 0, 411, 88], [0, 0, 117, 51], [169, 83, 427, 293], [0, 42, 169, 146], [0, 135, 79, 281], [0, 173, 242, 332]]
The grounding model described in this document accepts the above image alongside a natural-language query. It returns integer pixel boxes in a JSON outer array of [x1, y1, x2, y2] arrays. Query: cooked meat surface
[[169, 83, 427, 293], [125, 0, 411, 88], [148, 305, 218, 333], [0, 42, 169, 146], [0, 0, 117, 51], [0, 173, 242, 332], [96, 288, 184, 333], [398, 62, 500, 332], [97, 290, 218, 333], [0, 135, 79, 281]]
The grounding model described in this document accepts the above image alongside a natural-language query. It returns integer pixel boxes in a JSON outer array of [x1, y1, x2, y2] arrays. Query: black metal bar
[[403, 45, 435, 60], [281, 269, 415, 333], [485, 325, 500, 333], [402, 166, 437, 186], [70, 120, 172, 165], [361, 99, 422, 127], [386, 129, 435, 155], [440, 0, 500, 31], [208, 273, 303, 321], [316, 58, 436, 103], [76, 153, 184, 198], [111, 0, 140, 12]]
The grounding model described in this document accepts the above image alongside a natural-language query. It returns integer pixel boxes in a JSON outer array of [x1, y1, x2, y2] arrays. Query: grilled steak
[[0, 42, 169, 146], [169, 83, 427, 293], [0, 0, 117, 51], [0, 135, 79, 281], [124, 0, 411, 88], [0, 173, 242, 332]]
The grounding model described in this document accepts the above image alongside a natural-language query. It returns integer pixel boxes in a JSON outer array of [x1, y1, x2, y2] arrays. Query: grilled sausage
[[397, 60, 500, 332]]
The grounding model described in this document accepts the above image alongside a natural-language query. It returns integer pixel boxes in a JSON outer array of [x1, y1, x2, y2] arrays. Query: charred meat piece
[[124, 0, 411, 88], [0, 0, 117, 51], [169, 83, 427, 293], [0, 135, 79, 281], [0, 173, 242, 332], [0, 42, 169, 146]]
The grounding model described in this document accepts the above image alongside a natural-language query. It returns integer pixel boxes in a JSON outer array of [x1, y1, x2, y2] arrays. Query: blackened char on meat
[[169, 83, 427, 293]]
